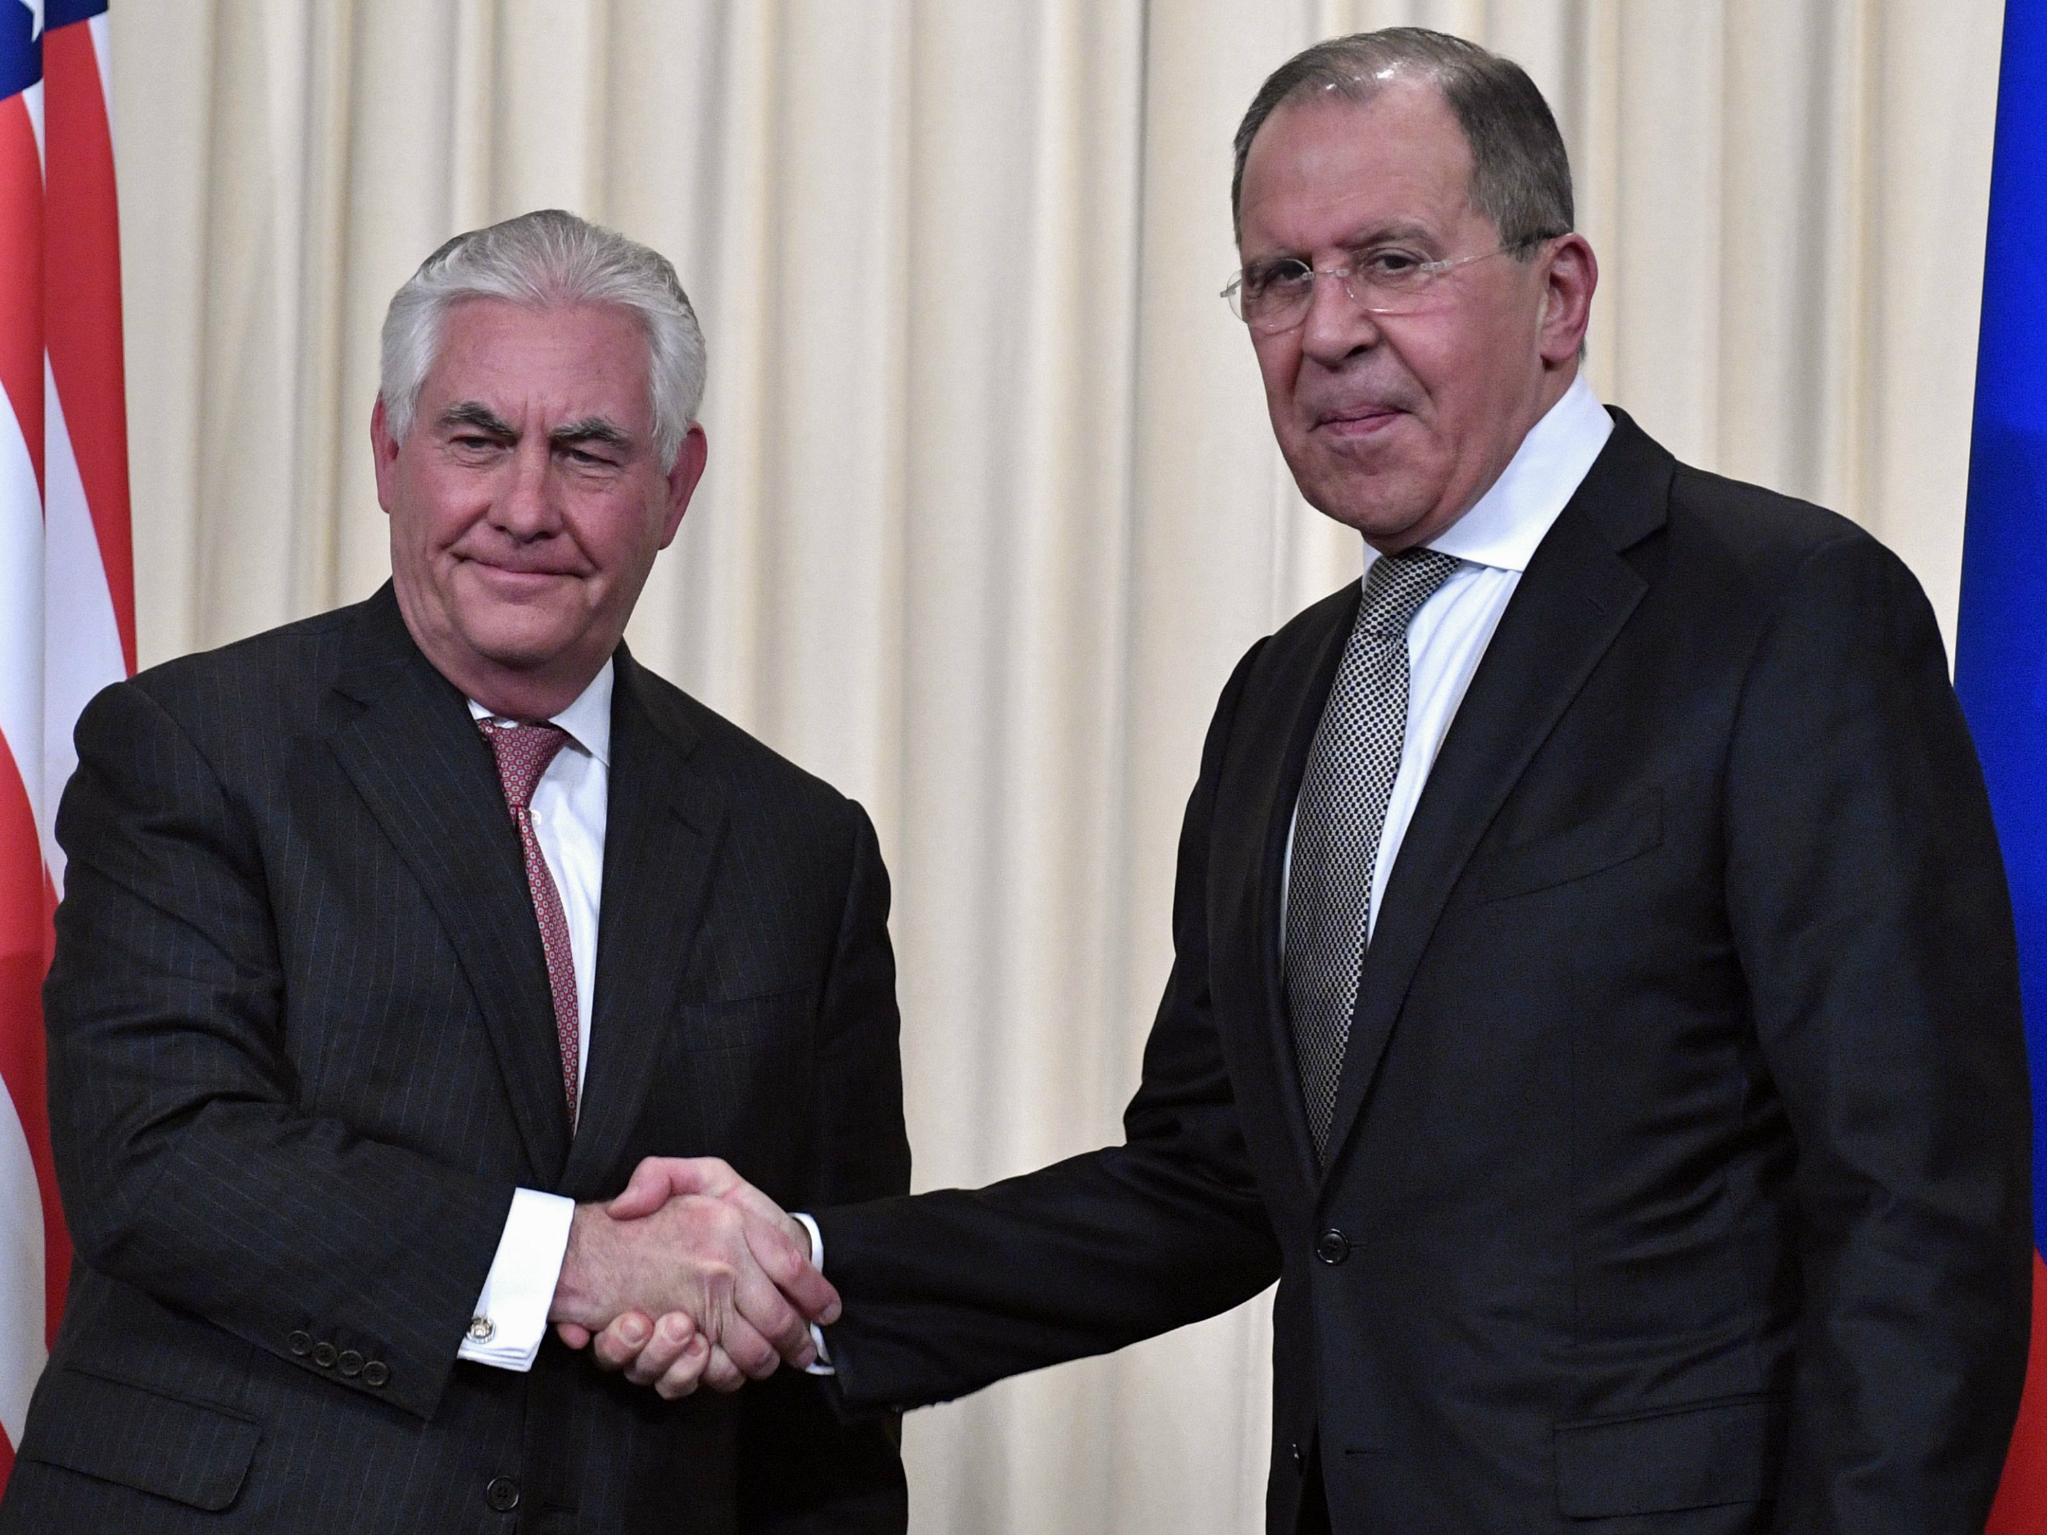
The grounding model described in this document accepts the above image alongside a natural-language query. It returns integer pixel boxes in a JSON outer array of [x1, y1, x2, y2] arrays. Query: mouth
[[458, 557, 582, 589], [1312, 404, 1405, 440]]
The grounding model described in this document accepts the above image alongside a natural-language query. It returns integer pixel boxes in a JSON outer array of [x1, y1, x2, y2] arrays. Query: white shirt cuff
[[792, 1211, 834, 1375], [460, 1187, 575, 1371]]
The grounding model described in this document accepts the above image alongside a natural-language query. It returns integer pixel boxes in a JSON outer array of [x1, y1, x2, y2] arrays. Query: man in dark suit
[[0, 209, 910, 1531], [596, 28, 2031, 1533]]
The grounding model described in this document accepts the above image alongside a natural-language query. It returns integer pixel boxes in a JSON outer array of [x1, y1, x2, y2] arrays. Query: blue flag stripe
[[1954, 0, 2046, 1256]]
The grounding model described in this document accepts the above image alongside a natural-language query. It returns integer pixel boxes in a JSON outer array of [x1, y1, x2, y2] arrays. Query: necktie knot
[[1357, 548, 1462, 637], [478, 721, 570, 811]]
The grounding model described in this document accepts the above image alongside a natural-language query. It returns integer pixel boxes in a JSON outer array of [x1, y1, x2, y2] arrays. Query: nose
[[492, 438, 563, 539], [1297, 265, 1382, 369]]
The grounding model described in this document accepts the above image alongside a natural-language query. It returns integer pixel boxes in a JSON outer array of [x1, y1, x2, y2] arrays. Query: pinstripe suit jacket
[[1, 585, 910, 1532]]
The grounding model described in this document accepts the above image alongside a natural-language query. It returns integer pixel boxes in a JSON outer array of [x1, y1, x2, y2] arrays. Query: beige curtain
[[106, 2, 2002, 1529]]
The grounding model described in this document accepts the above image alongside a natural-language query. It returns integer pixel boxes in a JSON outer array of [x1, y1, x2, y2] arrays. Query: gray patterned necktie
[[1286, 547, 1461, 1159]]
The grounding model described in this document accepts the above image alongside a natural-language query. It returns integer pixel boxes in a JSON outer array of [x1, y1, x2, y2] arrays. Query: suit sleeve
[[815, 644, 1283, 1413], [1721, 533, 2032, 1529], [43, 679, 515, 1422], [738, 802, 912, 1532]]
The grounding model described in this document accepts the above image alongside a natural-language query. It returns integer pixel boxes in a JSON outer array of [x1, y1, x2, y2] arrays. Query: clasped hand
[[548, 1157, 820, 1398]]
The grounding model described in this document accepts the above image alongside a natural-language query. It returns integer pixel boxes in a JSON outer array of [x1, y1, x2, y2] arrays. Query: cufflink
[[468, 1315, 496, 1344]]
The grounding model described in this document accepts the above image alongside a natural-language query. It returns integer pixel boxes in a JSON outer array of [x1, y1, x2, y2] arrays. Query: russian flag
[[1956, 3, 2045, 1531]]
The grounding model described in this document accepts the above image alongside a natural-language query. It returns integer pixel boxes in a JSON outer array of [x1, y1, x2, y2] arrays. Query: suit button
[[486, 1476, 520, 1513], [362, 1360, 390, 1388], [337, 1349, 364, 1377], [311, 1341, 339, 1368], [286, 1330, 312, 1356], [1289, 1441, 1304, 1472], [1314, 1228, 1350, 1265]]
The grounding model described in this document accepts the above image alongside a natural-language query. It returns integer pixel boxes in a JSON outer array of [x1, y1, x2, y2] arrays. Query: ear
[[370, 397, 402, 514], [1536, 234, 1598, 366], [659, 423, 709, 548]]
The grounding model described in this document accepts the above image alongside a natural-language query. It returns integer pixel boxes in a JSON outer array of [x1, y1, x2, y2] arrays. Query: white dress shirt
[[458, 662, 613, 1371], [1281, 374, 1613, 948]]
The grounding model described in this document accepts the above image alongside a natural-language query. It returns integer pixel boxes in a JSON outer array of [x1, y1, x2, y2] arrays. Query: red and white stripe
[[0, 0, 130, 1491]]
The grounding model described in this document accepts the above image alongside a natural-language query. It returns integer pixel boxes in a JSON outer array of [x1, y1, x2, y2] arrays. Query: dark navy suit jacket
[[817, 413, 2031, 1532]]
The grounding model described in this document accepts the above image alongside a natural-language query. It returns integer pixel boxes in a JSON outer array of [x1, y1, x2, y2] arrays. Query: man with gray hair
[[0, 209, 910, 1530], [598, 28, 2030, 1531]]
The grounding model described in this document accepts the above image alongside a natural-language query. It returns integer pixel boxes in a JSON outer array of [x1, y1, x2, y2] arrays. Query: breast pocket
[[1470, 788, 1663, 904]]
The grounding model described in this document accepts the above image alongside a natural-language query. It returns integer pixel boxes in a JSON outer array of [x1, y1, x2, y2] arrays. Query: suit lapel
[[1261, 602, 1356, 1191], [560, 649, 728, 1199], [326, 587, 572, 1179], [1211, 590, 1357, 1194], [1319, 416, 1671, 1176]]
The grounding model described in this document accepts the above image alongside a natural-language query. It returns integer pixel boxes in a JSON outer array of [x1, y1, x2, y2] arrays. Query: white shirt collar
[[466, 658, 615, 768], [1369, 371, 1614, 578]]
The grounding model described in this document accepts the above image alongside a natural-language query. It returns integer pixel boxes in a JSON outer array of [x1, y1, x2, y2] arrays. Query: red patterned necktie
[[477, 720, 580, 1125]]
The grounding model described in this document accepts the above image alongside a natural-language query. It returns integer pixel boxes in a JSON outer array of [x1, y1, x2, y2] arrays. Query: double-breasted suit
[[3, 585, 910, 1531], [815, 413, 2031, 1531]]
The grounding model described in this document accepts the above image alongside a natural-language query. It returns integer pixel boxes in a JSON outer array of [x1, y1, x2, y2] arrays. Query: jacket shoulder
[[1655, 459, 1931, 632], [82, 601, 365, 744], [624, 660, 864, 826]]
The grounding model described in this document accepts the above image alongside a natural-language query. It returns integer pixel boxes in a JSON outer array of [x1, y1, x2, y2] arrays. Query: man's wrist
[[548, 1202, 614, 1331]]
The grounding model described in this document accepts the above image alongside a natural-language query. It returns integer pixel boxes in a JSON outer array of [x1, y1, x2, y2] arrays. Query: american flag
[[0, 0, 132, 1492]]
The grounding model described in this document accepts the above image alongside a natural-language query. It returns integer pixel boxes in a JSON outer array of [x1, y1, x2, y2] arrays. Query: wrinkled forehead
[[423, 298, 657, 421], [1237, 78, 1480, 255]]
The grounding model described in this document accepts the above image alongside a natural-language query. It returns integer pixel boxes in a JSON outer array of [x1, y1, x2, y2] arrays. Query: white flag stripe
[[0, 399, 45, 858], [20, 77, 38, 170], [0, 1087, 45, 1451], [86, 13, 110, 131], [41, 365, 123, 887]]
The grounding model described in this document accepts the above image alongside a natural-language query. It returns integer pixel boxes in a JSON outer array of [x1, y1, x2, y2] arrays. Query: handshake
[[546, 1157, 826, 1399]]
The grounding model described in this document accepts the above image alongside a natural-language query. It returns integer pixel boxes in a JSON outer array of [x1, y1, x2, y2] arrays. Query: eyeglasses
[[1220, 233, 1563, 334]]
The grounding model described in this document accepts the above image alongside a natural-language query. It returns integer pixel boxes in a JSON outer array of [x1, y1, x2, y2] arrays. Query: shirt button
[[311, 1341, 339, 1368], [286, 1330, 312, 1356], [468, 1315, 497, 1344], [486, 1476, 520, 1513], [362, 1360, 390, 1388], [337, 1349, 364, 1377], [1314, 1228, 1351, 1265]]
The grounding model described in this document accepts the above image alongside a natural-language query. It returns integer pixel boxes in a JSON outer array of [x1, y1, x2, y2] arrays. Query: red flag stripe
[[0, 736, 62, 1350], [42, 20, 132, 673], [1987, 1257, 2047, 1534], [0, 94, 41, 502]]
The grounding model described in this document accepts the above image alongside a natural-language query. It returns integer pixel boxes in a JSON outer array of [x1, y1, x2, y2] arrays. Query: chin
[[1304, 484, 1425, 541], [456, 620, 579, 674]]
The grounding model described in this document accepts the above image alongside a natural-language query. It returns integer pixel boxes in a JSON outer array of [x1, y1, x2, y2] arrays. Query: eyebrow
[[438, 401, 515, 436], [1248, 219, 1441, 263], [434, 404, 635, 453], [549, 417, 634, 452]]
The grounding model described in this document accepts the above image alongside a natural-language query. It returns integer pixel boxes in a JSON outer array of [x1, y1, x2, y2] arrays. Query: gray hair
[[1230, 28, 1574, 251], [379, 208, 707, 469]]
